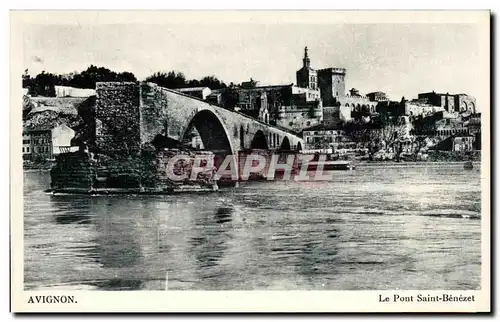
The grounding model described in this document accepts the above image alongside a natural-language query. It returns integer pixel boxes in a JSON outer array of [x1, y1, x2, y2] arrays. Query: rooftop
[[419, 91, 470, 97], [238, 84, 294, 90], [177, 87, 210, 92]]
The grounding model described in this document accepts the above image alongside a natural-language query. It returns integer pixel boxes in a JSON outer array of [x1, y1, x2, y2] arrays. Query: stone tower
[[258, 91, 270, 124], [317, 67, 347, 106], [296, 46, 318, 90]]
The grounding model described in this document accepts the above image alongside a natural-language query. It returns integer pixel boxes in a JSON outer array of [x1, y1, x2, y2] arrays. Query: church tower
[[303, 46, 311, 68], [296, 46, 318, 90]]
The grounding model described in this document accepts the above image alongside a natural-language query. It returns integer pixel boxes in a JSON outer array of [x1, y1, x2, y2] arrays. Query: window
[[22, 147, 24, 153], [26, 147, 29, 153]]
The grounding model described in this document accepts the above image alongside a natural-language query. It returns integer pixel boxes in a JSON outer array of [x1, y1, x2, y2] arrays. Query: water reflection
[[49, 196, 167, 290], [189, 206, 233, 282], [54, 213, 92, 225], [24, 166, 482, 291], [50, 195, 94, 225]]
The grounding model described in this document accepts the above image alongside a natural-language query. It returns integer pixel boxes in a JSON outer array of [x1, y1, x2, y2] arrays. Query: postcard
[[10, 10, 490, 313]]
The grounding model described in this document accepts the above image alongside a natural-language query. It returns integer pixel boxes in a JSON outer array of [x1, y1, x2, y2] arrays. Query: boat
[[300, 160, 355, 171], [464, 161, 474, 170]]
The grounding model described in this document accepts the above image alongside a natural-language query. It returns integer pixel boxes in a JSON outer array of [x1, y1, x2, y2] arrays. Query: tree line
[[144, 71, 231, 90], [23, 67, 233, 97], [22, 66, 137, 97]]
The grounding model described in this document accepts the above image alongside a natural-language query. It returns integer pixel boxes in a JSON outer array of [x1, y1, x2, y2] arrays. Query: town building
[[23, 124, 76, 161], [322, 105, 353, 127], [230, 76, 322, 132], [342, 88, 377, 115], [367, 91, 389, 102], [417, 91, 476, 113], [403, 97, 444, 117], [206, 92, 222, 105], [452, 136, 475, 152], [434, 135, 475, 152], [301, 123, 367, 154], [412, 112, 471, 138], [302, 123, 347, 152], [241, 78, 259, 88], [177, 87, 212, 100], [54, 86, 96, 98]]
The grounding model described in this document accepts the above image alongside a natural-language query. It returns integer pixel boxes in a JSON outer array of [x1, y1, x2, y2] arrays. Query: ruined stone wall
[[156, 149, 215, 186], [94, 154, 144, 188], [140, 83, 168, 145], [95, 82, 141, 155], [50, 151, 96, 190]]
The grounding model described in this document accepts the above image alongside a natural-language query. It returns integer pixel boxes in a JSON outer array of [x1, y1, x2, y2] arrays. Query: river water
[[23, 164, 482, 291]]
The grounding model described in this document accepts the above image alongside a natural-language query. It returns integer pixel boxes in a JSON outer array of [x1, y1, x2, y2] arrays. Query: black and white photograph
[[10, 10, 490, 313]]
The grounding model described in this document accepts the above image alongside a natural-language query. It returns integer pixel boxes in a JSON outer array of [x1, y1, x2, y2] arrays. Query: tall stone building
[[296, 47, 318, 90], [317, 67, 347, 106]]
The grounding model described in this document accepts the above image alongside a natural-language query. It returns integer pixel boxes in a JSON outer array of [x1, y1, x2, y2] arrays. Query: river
[[23, 164, 482, 290]]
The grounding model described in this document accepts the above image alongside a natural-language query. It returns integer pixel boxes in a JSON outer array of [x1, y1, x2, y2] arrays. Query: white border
[[4, 2, 496, 318]]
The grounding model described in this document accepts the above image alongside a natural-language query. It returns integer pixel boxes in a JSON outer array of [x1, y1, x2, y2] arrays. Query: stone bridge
[[95, 82, 304, 160]]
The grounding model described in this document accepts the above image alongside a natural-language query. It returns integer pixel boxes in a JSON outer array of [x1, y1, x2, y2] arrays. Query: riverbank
[[23, 156, 483, 172], [47, 184, 219, 195], [354, 161, 481, 168]]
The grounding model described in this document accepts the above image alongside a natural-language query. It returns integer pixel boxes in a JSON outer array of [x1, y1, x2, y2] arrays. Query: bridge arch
[[251, 130, 269, 149], [182, 109, 237, 169], [296, 141, 302, 152], [279, 136, 291, 151]]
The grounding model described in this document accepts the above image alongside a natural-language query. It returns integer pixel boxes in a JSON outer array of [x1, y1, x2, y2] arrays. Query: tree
[[145, 71, 228, 90], [27, 71, 57, 97], [409, 113, 440, 159], [145, 71, 187, 88], [342, 120, 372, 147], [199, 75, 226, 89], [22, 69, 31, 89], [220, 87, 239, 109], [68, 65, 137, 89], [342, 114, 408, 160], [371, 116, 408, 160]]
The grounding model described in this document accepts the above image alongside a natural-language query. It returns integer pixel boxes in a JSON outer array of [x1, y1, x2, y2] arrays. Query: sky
[[22, 22, 487, 109]]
